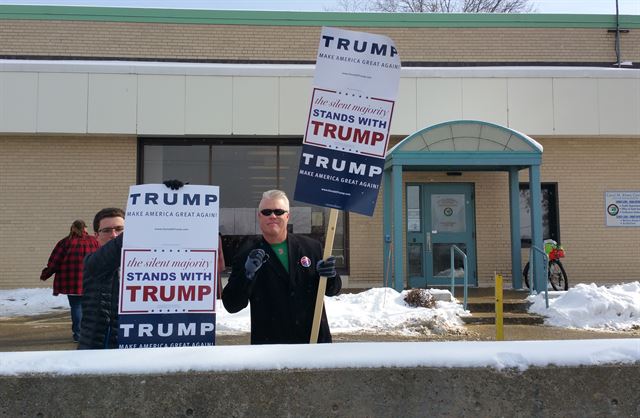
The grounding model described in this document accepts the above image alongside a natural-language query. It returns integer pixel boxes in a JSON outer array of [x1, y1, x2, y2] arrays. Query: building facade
[[0, 6, 638, 290]]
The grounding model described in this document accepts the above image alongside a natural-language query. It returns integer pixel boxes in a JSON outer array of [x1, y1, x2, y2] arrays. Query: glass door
[[407, 183, 477, 287]]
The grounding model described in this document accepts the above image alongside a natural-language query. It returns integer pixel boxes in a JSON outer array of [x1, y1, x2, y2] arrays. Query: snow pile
[[0, 288, 68, 316], [4, 282, 640, 334], [528, 282, 640, 331], [215, 299, 251, 333], [1, 287, 466, 336], [325, 288, 466, 336]]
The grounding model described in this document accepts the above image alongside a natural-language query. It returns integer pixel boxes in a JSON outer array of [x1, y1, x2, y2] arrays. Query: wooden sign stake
[[309, 208, 339, 343]]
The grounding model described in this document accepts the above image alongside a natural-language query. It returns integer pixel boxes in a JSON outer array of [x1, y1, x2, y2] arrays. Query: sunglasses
[[260, 209, 288, 216]]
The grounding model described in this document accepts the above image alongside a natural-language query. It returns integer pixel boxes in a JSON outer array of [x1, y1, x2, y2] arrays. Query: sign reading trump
[[294, 27, 401, 216], [118, 184, 220, 349]]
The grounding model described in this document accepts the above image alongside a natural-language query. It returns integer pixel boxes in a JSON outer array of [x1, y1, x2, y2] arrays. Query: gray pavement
[[2, 309, 639, 352]]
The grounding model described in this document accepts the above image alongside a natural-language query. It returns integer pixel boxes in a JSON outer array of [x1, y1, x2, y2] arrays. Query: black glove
[[245, 249, 267, 280], [163, 179, 185, 190], [316, 256, 337, 278]]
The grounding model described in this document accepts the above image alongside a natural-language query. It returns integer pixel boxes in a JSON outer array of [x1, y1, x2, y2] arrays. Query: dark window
[[519, 183, 559, 246], [139, 139, 348, 273]]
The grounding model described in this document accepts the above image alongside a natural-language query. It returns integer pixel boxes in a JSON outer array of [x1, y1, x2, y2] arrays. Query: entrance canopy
[[387, 120, 542, 169], [382, 120, 546, 291]]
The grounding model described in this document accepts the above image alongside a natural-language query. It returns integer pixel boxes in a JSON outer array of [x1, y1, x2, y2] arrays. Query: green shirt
[[270, 241, 289, 273]]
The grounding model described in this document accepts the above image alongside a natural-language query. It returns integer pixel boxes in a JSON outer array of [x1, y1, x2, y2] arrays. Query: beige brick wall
[[526, 137, 640, 287], [347, 205, 386, 289], [1, 135, 637, 290], [0, 20, 638, 64], [347, 137, 640, 289], [0, 135, 136, 289]]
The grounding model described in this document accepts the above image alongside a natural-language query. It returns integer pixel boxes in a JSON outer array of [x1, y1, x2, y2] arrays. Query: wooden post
[[309, 208, 339, 343]]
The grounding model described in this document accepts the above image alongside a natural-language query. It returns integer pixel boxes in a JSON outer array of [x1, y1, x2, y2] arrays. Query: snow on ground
[[325, 287, 465, 335], [2, 339, 639, 376], [1, 283, 639, 376], [0, 287, 70, 317], [528, 282, 640, 331], [3, 283, 640, 333], [1, 287, 467, 336], [215, 287, 467, 336]]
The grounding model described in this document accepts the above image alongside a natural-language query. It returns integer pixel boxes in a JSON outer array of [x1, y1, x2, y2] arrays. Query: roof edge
[[0, 5, 639, 28]]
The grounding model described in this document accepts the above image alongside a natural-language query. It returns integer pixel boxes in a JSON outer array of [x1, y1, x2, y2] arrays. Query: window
[[139, 139, 348, 272], [406, 185, 421, 232], [519, 183, 559, 246]]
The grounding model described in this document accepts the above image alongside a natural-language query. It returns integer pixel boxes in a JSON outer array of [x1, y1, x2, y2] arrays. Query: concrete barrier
[[2, 364, 639, 417], [3, 340, 640, 417]]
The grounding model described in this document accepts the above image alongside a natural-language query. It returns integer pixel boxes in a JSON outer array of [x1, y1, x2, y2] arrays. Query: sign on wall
[[605, 191, 640, 227], [119, 184, 220, 348], [294, 27, 401, 216]]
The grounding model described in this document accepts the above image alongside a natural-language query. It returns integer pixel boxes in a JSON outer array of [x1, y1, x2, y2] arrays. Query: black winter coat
[[78, 234, 122, 349], [222, 233, 341, 345]]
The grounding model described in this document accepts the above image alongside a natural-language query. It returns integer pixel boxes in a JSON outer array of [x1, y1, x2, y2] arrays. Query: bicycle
[[523, 240, 568, 291]]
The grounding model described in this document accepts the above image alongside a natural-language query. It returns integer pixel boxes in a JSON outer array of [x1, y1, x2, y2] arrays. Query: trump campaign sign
[[294, 27, 401, 216], [118, 184, 220, 349]]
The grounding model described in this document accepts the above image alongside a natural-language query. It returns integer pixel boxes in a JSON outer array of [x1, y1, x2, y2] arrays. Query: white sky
[[1, 284, 639, 375], [0, 0, 638, 14]]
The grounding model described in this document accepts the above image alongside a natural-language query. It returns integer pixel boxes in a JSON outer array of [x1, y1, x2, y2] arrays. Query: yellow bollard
[[495, 274, 504, 341]]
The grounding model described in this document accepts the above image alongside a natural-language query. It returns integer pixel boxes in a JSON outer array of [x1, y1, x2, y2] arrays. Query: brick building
[[0, 5, 638, 290]]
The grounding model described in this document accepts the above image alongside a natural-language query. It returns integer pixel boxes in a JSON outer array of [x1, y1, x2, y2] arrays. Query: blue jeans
[[67, 295, 83, 341]]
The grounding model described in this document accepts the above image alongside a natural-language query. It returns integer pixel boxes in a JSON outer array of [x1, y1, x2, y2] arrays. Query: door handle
[[426, 232, 432, 252]]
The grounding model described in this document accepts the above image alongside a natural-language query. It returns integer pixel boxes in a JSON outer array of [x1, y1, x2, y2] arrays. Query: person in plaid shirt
[[41, 219, 99, 342]]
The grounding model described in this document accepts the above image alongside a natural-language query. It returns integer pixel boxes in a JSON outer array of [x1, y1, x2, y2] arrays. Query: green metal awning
[[385, 120, 542, 170]]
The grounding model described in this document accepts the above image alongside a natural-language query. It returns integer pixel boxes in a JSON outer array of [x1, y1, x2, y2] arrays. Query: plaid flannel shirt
[[41, 233, 99, 295]]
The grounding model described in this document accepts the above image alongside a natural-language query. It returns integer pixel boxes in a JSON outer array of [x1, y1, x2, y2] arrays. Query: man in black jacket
[[222, 190, 341, 344], [78, 207, 124, 349]]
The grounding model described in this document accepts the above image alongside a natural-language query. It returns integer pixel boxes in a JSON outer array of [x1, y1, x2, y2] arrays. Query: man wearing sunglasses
[[222, 189, 341, 344]]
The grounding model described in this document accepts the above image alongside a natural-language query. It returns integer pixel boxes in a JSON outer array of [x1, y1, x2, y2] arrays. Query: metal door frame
[[407, 182, 477, 288]]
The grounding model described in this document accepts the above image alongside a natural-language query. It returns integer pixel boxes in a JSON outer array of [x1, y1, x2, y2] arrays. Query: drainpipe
[[615, 0, 621, 67], [608, 0, 630, 67]]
